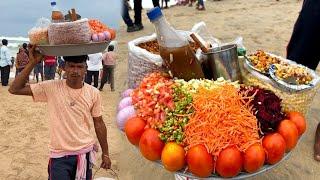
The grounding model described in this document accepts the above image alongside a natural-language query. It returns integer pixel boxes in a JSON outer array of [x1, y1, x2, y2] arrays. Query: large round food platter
[[118, 72, 309, 180], [37, 41, 110, 56]]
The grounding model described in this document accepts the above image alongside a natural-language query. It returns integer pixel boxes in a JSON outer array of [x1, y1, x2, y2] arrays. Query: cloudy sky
[[0, 0, 122, 37]]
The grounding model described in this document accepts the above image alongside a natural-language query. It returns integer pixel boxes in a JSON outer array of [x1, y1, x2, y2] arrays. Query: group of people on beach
[[0, 39, 117, 92]]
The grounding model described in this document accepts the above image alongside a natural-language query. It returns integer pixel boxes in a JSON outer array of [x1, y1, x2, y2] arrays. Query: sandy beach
[[0, 0, 320, 179]]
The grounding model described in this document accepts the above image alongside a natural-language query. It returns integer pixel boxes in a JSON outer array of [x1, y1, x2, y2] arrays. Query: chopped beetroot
[[241, 86, 285, 134]]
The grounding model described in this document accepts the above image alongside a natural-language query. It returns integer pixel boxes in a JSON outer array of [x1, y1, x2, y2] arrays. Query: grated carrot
[[184, 84, 260, 158]]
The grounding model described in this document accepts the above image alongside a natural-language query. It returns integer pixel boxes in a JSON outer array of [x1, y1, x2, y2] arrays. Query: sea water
[[0, 36, 29, 58]]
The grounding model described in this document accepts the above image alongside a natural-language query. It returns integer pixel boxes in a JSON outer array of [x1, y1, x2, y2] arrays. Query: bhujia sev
[[184, 84, 261, 158]]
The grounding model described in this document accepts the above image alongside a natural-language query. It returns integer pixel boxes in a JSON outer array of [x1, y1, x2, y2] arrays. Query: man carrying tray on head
[[8, 45, 111, 180]]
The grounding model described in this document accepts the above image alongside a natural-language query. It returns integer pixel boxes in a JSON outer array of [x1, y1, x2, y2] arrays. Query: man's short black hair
[[2, 39, 8, 46], [108, 45, 114, 52], [22, 43, 28, 49], [63, 55, 88, 63]]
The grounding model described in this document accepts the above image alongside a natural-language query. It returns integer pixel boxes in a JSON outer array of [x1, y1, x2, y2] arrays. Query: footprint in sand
[[174, 13, 185, 17], [252, 37, 261, 44], [241, 7, 248, 11], [264, 28, 274, 34], [292, 162, 312, 175]]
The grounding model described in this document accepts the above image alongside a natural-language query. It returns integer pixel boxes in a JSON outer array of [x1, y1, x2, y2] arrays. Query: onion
[[117, 105, 136, 131], [98, 33, 106, 41], [118, 97, 132, 112], [103, 31, 111, 41], [121, 89, 133, 98], [92, 34, 99, 42]]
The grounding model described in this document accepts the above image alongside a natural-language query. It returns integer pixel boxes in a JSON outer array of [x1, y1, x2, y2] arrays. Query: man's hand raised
[[28, 44, 43, 65]]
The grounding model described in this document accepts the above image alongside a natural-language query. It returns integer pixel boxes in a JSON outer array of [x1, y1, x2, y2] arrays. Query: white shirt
[[86, 53, 102, 71], [0, 45, 12, 67]]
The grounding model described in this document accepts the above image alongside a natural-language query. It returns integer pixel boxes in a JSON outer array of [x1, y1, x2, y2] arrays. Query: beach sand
[[0, 0, 320, 179]]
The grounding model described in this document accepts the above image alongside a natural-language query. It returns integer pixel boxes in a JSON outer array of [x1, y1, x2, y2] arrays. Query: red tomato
[[124, 116, 146, 145], [262, 133, 286, 164], [139, 129, 164, 161], [278, 120, 299, 151], [216, 146, 243, 178], [186, 144, 214, 178], [287, 111, 306, 136], [243, 143, 265, 173]]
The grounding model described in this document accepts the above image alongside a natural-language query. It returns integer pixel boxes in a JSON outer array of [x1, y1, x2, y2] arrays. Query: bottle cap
[[147, 7, 163, 21], [51, 1, 56, 6]]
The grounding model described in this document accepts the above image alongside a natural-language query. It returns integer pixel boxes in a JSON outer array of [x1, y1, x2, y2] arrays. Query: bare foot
[[314, 123, 320, 161]]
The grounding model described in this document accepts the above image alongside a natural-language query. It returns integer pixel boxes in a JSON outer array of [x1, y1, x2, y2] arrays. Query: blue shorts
[[48, 153, 92, 180], [44, 65, 56, 80], [34, 63, 43, 74]]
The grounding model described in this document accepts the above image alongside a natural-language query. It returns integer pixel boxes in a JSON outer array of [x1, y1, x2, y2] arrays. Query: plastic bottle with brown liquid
[[51, 1, 64, 23], [147, 7, 204, 80]]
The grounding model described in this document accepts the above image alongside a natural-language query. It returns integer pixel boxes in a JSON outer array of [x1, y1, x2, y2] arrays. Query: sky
[[0, 0, 122, 37]]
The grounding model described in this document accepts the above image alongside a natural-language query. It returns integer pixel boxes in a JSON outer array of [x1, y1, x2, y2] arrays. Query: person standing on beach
[[122, 0, 144, 32], [99, 45, 116, 92], [44, 55, 57, 80], [152, 0, 160, 7], [287, 0, 320, 70], [85, 53, 102, 88], [161, 0, 169, 9], [196, 0, 205, 10], [8, 45, 111, 179], [57, 56, 66, 79], [0, 39, 12, 86], [15, 43, 30, 76], [11, 57, 15, 69], [286, 0, 320, 161], [33, 60, 44, 83]]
